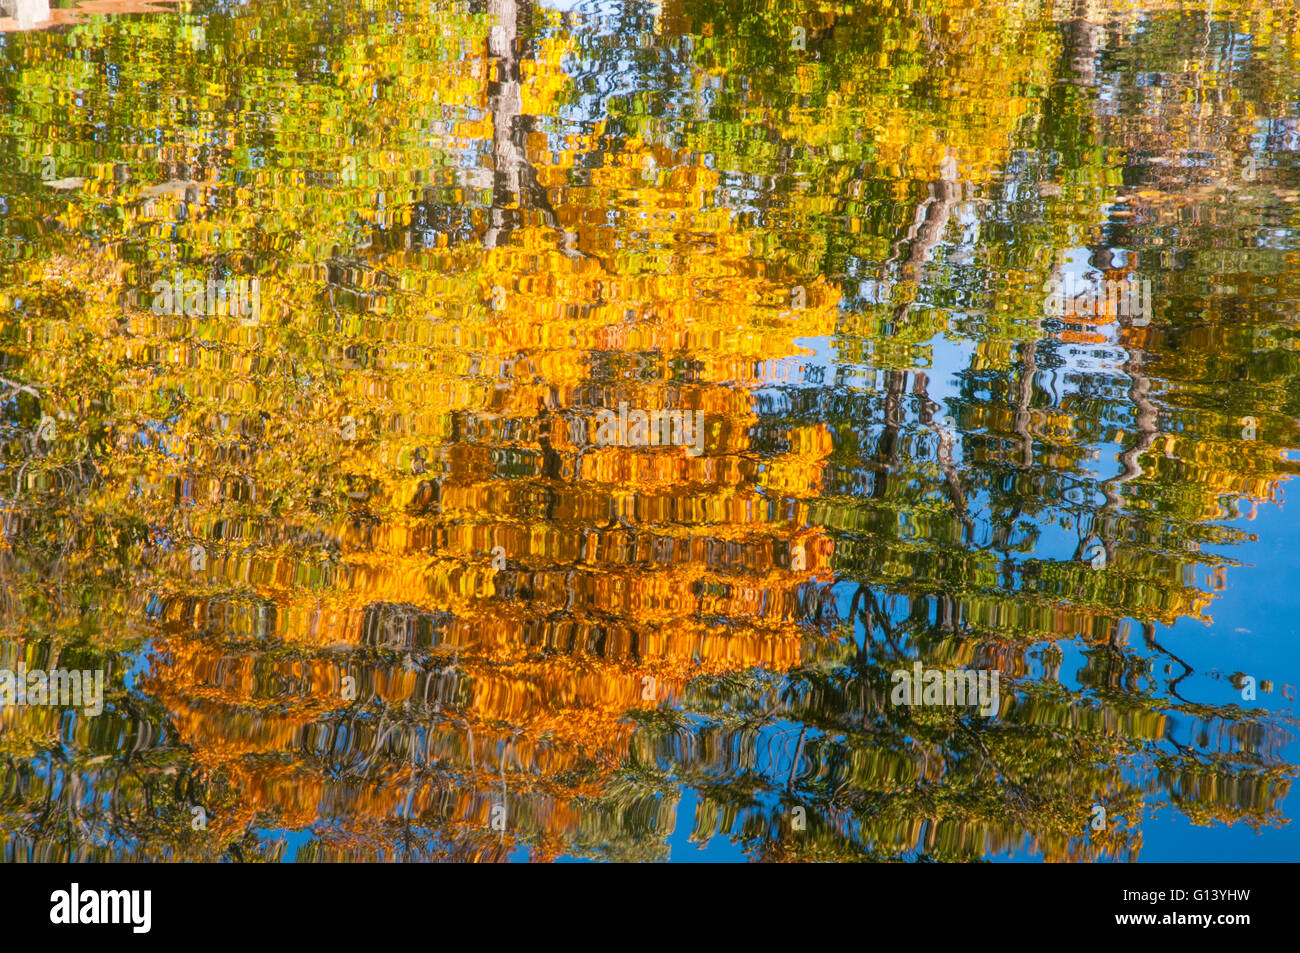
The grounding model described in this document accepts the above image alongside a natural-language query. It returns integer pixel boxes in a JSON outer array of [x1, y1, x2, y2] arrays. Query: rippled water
[[0, 0, 1298, 862]]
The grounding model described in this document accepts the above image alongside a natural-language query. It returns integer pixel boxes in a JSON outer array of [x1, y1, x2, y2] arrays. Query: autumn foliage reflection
[[0, 0, 1297, 862]]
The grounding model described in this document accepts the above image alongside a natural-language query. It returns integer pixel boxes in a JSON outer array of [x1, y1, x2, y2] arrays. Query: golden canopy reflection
[[0, 0, 1297, 861]]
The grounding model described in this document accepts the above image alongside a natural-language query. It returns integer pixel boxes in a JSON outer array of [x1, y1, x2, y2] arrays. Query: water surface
[[1, 0, 1298, 862]]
